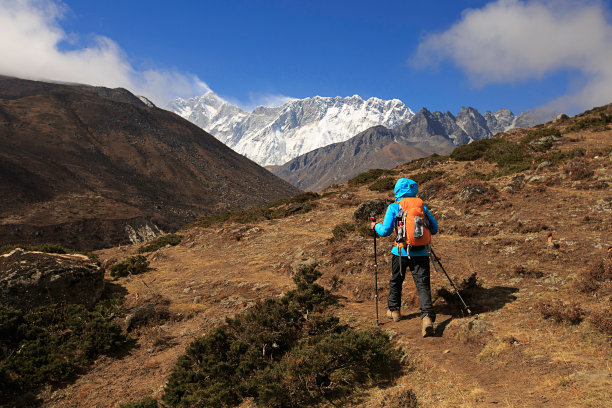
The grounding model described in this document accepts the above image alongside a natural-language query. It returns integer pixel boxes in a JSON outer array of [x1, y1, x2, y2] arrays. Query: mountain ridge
[[269, 105, 558, 191], [169, 91, 557, 171], [168, 92, 416, 165], [0, 76, 299, 250]]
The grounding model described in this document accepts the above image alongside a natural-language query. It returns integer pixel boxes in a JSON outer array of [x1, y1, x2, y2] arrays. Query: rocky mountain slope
[[0, 76, 299, 250], [269, 106, 559, 191]]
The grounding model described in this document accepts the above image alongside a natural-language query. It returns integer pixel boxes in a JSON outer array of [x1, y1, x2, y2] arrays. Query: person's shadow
[[432, 280, 519, 336]]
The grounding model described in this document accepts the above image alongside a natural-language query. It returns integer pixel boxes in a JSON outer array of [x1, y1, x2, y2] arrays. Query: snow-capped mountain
[[168, 92, 415, 166]]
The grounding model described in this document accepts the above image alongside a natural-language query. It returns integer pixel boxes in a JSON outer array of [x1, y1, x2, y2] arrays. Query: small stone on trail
[[443, 349, 451, 354]]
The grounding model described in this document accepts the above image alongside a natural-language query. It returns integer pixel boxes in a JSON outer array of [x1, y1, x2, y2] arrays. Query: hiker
[[370, 178, 439, 337]]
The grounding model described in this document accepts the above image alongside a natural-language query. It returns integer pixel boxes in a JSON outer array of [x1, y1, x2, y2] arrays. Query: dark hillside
[[0, 76, 300, 250]]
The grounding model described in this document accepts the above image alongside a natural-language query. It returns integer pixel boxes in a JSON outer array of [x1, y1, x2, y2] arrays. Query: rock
[[125, 299, 170, 331], [467, 318, 493, 333], [458, 184, 487, 201], [353, 198, 392, 221], [0, 248, 104, 311], [290, 257, 318, 273], [125, 302, 156, 331], [124, 219, 164, 244], [537, 161, 552, 170]]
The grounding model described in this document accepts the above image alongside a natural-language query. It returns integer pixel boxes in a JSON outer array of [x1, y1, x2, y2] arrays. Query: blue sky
[[2, 0, 612, 115]]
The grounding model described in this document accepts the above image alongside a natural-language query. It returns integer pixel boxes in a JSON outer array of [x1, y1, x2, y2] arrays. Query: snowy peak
[[168, 92, 415, 166]]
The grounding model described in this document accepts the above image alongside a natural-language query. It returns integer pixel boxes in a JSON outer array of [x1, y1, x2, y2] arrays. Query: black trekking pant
[[388, 255, 435, 321]]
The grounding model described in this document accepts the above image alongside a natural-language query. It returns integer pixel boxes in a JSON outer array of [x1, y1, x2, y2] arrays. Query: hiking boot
[[386, 309, 401, 321], [422, 316, 434, 337]]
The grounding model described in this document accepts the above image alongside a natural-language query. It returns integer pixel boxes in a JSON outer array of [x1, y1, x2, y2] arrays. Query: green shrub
[[349, 169, 394, 186], [255, 328, 401, 407], [120, 398, 159, 408], [564, 113, 612, 133], [330, 222, 355, 241], [521, 128, 561, 152], [369, 177, 395, 192], [545, 148, 585, 164], [450, 138, 505, 161], [0, 243, 70, 255], [162, 265, 401, 408], [451, 137, 533, 174], [0, 298, 126, 404], [138, 234, 184, 253], [110, 255, 150, 278]]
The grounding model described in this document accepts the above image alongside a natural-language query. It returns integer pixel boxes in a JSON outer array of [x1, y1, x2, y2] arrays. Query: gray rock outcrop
[[354, 199, 393, 221], [0, 249, 104, 311]]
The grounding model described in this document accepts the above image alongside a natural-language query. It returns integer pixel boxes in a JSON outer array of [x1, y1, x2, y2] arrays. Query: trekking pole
[[430, 247, 472, 315], [371, 217, 379, 326]]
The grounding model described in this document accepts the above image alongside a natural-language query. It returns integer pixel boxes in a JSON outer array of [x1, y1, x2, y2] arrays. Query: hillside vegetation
[[5, 104, 611, 407]]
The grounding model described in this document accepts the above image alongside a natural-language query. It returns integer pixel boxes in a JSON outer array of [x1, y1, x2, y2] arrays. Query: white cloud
[[412, 0, 612, 113], [0, 0, 208, 105]]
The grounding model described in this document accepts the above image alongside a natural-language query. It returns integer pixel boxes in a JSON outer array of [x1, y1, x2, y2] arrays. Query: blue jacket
[[374, 178, 438, 257]]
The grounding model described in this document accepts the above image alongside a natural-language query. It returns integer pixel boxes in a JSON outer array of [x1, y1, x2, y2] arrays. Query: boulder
[[0, 248, 104, 311], [354, 199, 392, 221]]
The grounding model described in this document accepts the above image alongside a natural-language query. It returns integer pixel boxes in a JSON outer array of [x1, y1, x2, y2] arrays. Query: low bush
[[573, 260, 611, 294], [330, 222, 355, 242], [138, 234, 184, 253], [536, 300, 583, 325], [564, 113, 612, 133], [544, 148, 585, 165], [520, 128, 561, 152], [589, 310, 612, 336], [349, 169, 395, 186], [110, 255, 150, 278], [0, 297, 126, 405], [450, 138, 505, 161], [0, 243, 70, 255], [162, 265, 402, 407], [120, 398, 159, 408], [369, 177, 395, 192], [451, 138, 533, 176]]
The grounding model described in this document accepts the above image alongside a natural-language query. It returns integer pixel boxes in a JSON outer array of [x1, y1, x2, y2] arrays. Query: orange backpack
[[395, 197, 431, 249]]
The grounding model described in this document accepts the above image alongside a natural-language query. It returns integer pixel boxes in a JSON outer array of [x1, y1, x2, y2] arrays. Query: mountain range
[[168, 92, 557, 177], [0, 76, 299, 250], [168, 93, 415, 166], [268, 106, 558, 191]]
